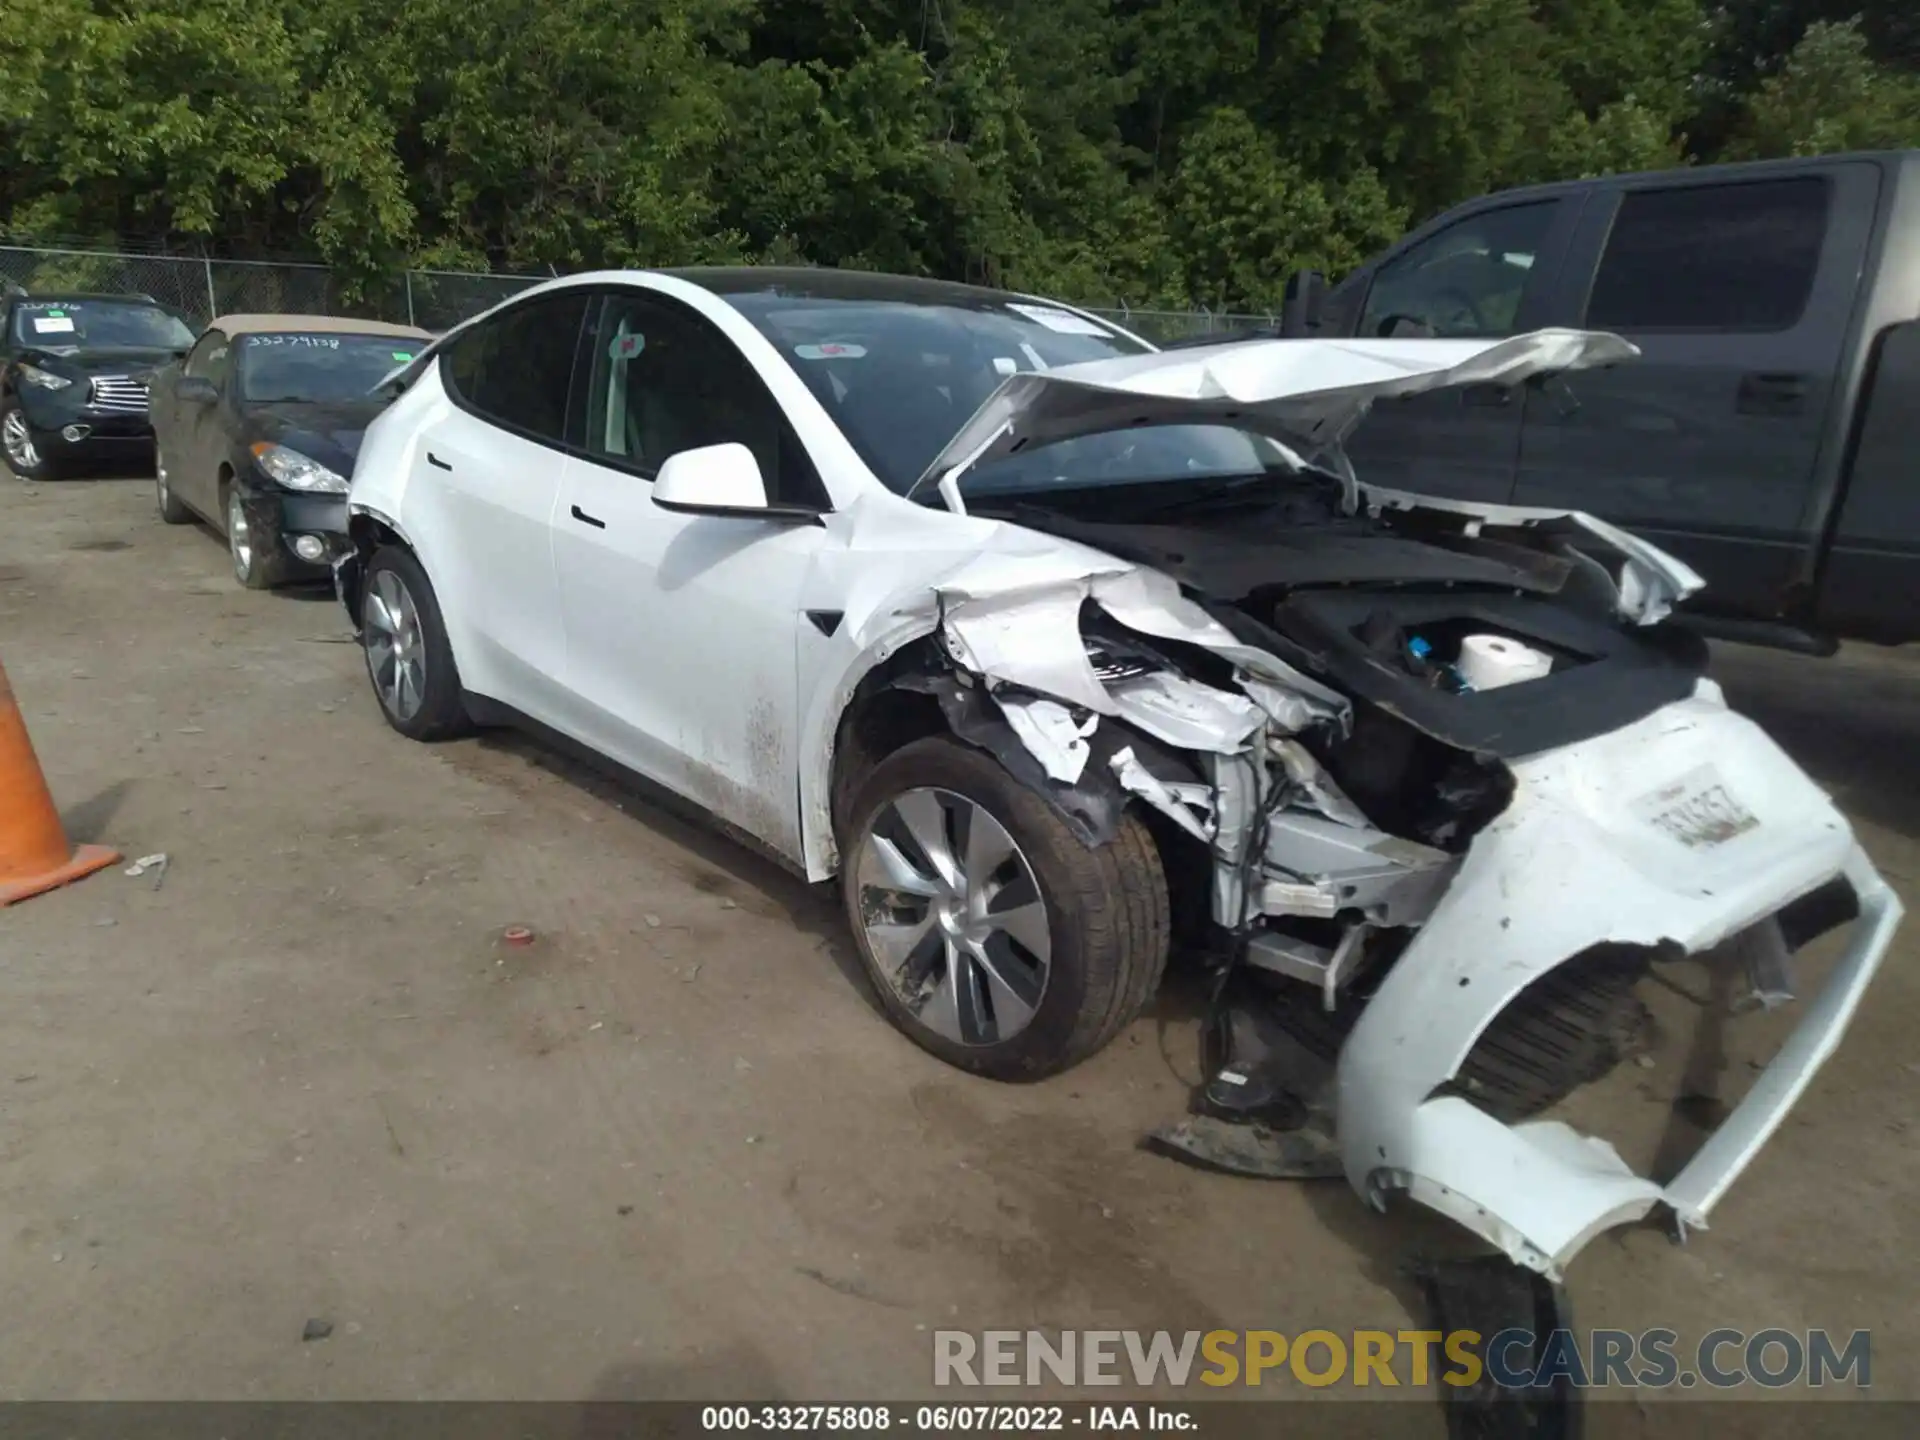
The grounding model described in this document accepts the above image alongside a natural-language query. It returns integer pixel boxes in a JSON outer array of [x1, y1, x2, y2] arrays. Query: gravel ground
[[0, 472, 1915, 1413]]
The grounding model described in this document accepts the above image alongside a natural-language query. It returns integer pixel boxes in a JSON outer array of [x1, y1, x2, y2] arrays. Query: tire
[[841, 735, 1170, 1081], [359, 545, 472, 742], [1, 398, 57, 481], [154, 447, 191, 523], [226, 482, 287, 590]]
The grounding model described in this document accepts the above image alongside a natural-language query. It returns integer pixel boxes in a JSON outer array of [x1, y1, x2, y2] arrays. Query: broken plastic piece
[[1145, 1116, 1344, 1180], [993, 695, 1096, 784]]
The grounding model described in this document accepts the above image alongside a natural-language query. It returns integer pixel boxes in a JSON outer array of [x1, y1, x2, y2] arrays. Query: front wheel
[[841, 736, 1170, 1081], [1, 400, 56, 481], [359, 546, 472, 742]]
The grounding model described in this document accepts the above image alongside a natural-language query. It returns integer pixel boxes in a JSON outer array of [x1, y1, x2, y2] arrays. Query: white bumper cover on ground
[[1335, 688, 1902, 1277]]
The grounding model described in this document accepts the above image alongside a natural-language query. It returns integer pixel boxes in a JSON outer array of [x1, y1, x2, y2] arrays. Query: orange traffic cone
[[0, 655, 120, 905]]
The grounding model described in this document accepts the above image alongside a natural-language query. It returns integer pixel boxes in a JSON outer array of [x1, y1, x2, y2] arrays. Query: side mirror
[[651, 442, 824, 524], [1279, 270, 1326, 338], [177, 376, 218, 404]]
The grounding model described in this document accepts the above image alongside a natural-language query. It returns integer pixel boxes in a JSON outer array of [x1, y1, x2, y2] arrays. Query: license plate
[[1632, 764, 1760, 849]]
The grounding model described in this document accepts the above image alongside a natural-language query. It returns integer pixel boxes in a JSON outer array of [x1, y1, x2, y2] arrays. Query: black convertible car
[[1, 291, 198, 480], [148, 314, 430, 589]]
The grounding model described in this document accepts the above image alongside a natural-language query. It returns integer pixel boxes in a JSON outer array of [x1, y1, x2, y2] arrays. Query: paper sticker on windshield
[[30, 315, 76, 334], [390, 350, 416, 362], [794, 342, 866, 360], [1006, 302, 1112, 337], [992, 356, 1019, 376], [609, 331, 645, 360]]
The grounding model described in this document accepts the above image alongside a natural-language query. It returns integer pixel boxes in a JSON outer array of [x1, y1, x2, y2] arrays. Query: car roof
[[208, 314, 431, 339], [662, 265, 1050, 312], [9, 292, 161, 305]]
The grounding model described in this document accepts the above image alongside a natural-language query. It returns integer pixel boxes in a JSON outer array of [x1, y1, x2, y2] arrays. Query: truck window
[[1357, 203, 1554, 340], [1584, 177, 1828, 333]]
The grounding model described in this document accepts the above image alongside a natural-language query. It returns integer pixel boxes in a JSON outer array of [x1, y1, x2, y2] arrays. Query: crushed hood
[[907, 328, 1639, 501]]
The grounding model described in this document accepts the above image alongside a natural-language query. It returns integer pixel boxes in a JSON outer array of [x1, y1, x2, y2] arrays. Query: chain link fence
[[1, 243, 1271, 342], [0, 245, 542, 334]]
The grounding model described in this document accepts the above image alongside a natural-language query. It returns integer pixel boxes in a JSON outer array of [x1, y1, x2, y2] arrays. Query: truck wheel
[[842, 736, 1170, 1080]]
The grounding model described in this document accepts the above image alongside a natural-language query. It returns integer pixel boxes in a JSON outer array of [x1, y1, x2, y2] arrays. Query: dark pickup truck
[[1276, 149, 1920, 653]]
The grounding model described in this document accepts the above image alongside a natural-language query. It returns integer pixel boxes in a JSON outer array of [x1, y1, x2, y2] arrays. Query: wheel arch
[[815, 636, 1210, 908]]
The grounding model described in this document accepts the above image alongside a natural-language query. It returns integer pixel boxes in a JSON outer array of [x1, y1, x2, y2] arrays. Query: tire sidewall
[[361, 545, 467, 741], [840, 737, 1110, 1080]]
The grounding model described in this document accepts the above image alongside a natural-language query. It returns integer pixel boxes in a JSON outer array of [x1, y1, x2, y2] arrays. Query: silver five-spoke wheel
[[3, 409, 40, 473], [363, 567, 426, 723], [854, 787, 1052, 1046]]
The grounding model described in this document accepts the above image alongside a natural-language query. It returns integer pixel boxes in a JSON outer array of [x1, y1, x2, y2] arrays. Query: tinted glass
[[1585, 178, 1828, 332], [1358, 203, 1554, 339], [443, 292, 588, 441], [581, 294, 769, 475], [724, 292, 1283, 498], [10, 299, 195, 350], [239, 333, 425, 402]]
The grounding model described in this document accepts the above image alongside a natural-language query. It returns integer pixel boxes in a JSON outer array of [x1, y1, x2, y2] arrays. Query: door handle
[[570, 504, 606, 530], [426, 452, 453, 471], [1737, 372, 1808, 416], [1460, 384, 1513, 408]]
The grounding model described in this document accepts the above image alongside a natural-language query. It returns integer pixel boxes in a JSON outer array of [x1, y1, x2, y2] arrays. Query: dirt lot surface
[[2, 473, 1916, 1412]]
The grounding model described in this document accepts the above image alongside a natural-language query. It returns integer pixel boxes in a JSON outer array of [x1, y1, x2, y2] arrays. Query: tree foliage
[[2, 0, 1917, 309]]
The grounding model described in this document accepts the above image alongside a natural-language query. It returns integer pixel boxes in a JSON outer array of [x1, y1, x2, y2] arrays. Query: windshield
[[721, 292, 1293, 498], [238, 333, 425, 402], [11, 299, 195, 351]]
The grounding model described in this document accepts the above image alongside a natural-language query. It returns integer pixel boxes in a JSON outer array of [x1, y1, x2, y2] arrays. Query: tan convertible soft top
[[207, 313, 431, 339]]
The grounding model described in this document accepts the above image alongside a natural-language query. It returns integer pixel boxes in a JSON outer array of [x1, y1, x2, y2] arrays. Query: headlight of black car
[[250, 442, 349, 494]]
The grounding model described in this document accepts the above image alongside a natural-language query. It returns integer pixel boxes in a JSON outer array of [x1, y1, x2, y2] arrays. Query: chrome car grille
[[88, 374, 150, 414]]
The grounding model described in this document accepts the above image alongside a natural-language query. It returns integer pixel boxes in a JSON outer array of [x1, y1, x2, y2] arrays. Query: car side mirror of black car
[[177, 376, 218, 405]]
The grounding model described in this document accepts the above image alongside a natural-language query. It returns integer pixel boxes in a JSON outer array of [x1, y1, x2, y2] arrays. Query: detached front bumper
[[1334, 690, 1902, 1278]]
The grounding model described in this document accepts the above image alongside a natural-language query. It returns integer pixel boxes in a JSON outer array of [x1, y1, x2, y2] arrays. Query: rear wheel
[[841, 736, 1170, 1080], [154, 448, 191, 523], [360, 546, 472, 742]]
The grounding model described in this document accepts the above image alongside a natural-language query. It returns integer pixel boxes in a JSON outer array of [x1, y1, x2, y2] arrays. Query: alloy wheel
[[2, 411, 39, 473], [853, 787, 1052, 1046], [363, 568, 426, 723], [227, 490, 253, 582]]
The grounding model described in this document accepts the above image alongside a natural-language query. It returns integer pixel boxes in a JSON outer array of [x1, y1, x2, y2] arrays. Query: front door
[[1340, 197, 1578, 503], [176, 330, 231, 519], [1510, 165, 1880, 617], [551, 288, 832, 861]]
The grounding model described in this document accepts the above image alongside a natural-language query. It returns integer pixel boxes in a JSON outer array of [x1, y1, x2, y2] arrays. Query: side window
[[1584, 178, 1828, 333], [185, 333, 230, 385], [441, 291, 590, 443], [579, 290, 826, 507], [1358, 203, 1556, 339]]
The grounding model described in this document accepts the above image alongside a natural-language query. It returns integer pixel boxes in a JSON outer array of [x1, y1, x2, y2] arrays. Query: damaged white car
[[337, 268, 1900, 1281]]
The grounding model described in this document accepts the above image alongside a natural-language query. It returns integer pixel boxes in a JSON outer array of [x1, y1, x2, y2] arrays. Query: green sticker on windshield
[[391, 351, 416, 362], [45, 309, 66, 318]]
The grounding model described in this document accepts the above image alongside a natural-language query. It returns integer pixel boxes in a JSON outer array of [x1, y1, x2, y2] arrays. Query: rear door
[[1337, 195, 1583, 502], [1510, 164, 1880, 616], [406, 290, 590, 723]]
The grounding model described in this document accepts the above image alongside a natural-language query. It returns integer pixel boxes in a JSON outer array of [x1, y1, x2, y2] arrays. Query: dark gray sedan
[[147, 314, 430, 588]]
